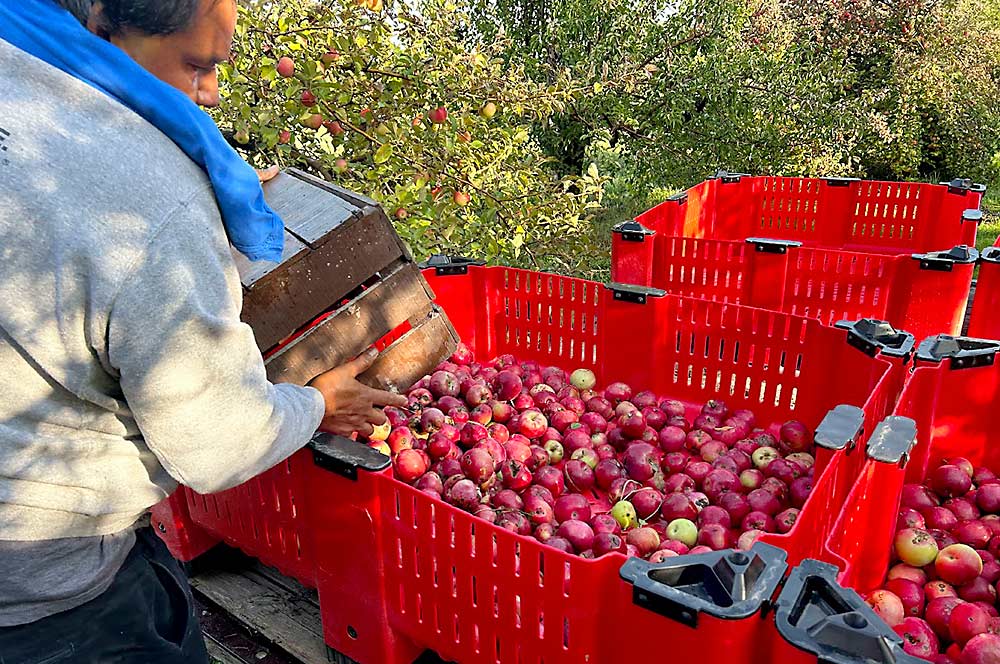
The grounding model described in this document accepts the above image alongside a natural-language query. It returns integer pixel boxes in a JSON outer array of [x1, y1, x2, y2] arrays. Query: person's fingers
[[356, 421, 375, 438], [368, 408, 388, 426], [346, 347, 380, 377], [318, 418, 339, 435], [366, 386, 407, 408], [256, 165, 281, 182]]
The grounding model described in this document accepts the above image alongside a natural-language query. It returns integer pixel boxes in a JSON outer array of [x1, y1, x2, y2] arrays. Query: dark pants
[[0, 528, 210, 664]]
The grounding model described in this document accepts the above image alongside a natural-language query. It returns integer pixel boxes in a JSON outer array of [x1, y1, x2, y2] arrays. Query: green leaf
[[373, 143, 393, 164]]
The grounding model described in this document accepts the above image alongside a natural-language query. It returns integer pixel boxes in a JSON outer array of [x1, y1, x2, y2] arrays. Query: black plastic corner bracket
[[326, 645, 358, 663], [419, 254, 485, 276], [942, 178, 988, 195], [605, 282, 667, 305], [667, 190, 689, 204], [916, 335, 1000, 370], [814, 405, 865, 452], [773, 559, 925, 664], [834, 319, 916, 359], [309, 433, 391, 480], [612, 220, 656, 243], [745, 237, 803, 254], [619, 543, 788, 629], [711, 169, 751, 184], [823, 177, 860, 187], [911, 245, 978, 272], [981, 246, 1000, 264], [866, 416, 918, 465], [963, 209, 985, 223]]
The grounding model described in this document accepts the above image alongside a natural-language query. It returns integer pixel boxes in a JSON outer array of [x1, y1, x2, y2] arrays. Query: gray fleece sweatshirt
[[0, 39, 323, 556]]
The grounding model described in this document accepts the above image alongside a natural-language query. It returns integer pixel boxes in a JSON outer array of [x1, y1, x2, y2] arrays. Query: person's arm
[[106, 193, 402, 494]]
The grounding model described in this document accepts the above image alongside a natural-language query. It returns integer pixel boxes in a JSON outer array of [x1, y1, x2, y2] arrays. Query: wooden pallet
[[190, 549, 449, 664]]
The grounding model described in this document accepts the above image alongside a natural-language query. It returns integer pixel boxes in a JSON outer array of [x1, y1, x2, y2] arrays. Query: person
[[0, 0, 407, 662]]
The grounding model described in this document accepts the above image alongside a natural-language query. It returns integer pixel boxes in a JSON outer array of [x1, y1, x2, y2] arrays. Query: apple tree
[[216, 0, 605, 272]]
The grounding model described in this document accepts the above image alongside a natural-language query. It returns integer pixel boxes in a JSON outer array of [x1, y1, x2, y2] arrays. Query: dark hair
[[56, 0, 202, 36]]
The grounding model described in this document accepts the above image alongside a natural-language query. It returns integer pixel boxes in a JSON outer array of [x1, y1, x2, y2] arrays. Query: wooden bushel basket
[[235, 168, 459, 391]]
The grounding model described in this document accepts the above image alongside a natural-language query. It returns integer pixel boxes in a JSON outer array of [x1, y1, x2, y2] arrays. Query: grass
[[978, 189, 1000, 253]]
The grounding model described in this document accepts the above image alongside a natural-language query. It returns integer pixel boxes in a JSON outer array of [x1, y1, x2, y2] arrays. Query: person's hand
[[256, 165, 280, 183], [308, 348, 408, 437]]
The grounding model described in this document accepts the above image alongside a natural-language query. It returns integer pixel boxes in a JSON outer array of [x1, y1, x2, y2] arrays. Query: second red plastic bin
[[764, 335, 1000, 663], [612, 174, 986, 341], [301, 260, 912, 664]]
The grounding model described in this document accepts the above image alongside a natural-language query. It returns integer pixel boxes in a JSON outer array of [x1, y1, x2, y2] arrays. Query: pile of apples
[[866, 460, 1000, 662], [369, 343, 815, 562]]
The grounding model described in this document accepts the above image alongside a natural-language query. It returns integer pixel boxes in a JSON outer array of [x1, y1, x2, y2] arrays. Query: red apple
[[930, 464, 973, 498], [885, 578, 925, 618], [277, 56, 295, 78], [429, 106, 448, 124], [936, 544, 984, 586], [926, 580, 958, 601], [925, 596, 964, 641], [892, 617, 939, 658], [949, 602, 990, 646], [866, 589, 905, 627], [963, 633, 1000, 663]]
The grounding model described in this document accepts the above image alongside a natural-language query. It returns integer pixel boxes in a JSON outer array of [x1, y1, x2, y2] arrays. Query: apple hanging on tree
[[276, 56, 295, 78], [429, 106, 448, 124]]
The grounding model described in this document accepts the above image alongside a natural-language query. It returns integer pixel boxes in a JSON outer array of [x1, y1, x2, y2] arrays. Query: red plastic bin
[[150, 491, 219, 563], [628, 175, 984, 255], [830, 335, 1000, 593], [302, 260, 912, 664], [612, 174, 986, 341], [767, 335, 1000, 663], [967, 226, 1000, 340], [153, 444, 318, 585]]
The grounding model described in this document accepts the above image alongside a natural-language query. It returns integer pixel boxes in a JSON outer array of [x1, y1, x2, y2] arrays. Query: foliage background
[[221, 0, 1000, 279]]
